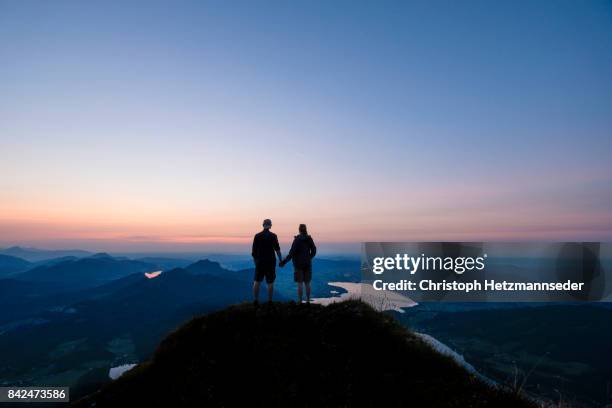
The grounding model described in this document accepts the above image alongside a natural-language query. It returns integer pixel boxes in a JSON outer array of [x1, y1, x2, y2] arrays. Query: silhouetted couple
[[251, 219, 316, 304]]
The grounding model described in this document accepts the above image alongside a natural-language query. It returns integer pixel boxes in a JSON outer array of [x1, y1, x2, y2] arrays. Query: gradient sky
[[1, 0, 612, 252]]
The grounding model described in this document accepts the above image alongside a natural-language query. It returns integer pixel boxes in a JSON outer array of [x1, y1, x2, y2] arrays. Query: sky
[[1, 0, 612, 253]]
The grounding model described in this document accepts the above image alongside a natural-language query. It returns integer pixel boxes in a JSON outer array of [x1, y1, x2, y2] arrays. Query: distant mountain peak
[[5, 245, 36, 252], [185, 259, 226, 275], [89, 253, 114, 259], [5, 245, 46, 253], [191, 259, 221, 267]]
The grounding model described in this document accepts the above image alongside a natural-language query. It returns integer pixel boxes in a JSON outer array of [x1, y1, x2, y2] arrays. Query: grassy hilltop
[[74, 300, 536, 407]]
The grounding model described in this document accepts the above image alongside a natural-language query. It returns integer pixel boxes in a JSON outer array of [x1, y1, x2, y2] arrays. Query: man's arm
[[274, 234, 282, 261]]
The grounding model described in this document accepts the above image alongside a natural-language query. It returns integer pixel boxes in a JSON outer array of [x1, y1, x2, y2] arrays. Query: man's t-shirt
[[252, 229, 280, 265]]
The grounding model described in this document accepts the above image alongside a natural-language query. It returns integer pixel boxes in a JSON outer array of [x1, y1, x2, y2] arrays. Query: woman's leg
[[297, 282, 303, 303]]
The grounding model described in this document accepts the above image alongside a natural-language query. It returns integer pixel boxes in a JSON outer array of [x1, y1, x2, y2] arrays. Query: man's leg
[[267, 283, 274, 302], [297, 282, 303, 303], [305, 282, 311, 303], [253, 281, 261, 303]]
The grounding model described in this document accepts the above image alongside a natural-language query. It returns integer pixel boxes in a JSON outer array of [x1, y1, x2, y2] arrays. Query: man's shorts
[[294, 266, 312, 283], [254, 260, 276, 284]]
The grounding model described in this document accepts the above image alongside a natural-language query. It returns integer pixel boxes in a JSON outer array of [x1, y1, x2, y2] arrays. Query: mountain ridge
[[0, 246, 92, 262]]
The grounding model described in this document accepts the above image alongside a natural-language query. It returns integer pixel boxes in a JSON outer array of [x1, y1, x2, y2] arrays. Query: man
[[280, 224, 317, 303], [252, 218, 282, 304]]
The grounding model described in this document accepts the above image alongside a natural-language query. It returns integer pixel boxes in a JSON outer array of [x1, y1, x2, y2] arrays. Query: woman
[[280, 224, 317, 303]]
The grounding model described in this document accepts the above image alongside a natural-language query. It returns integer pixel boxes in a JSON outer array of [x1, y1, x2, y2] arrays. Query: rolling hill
[[0, 260, 258, 396], [13, 254, 157, 290], [0, 254, 31, 277]]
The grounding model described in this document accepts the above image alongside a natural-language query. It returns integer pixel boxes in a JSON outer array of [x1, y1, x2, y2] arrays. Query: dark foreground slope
[[74, 301, 535, 408]]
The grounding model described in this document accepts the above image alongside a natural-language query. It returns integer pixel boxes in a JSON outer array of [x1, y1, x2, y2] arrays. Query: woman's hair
[[299, 224, 307, 234]]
